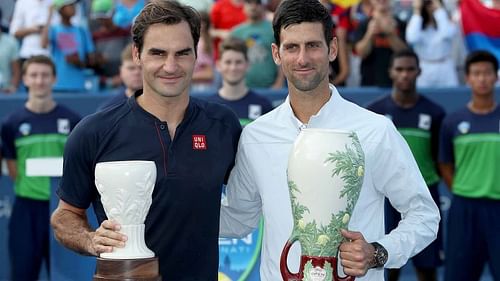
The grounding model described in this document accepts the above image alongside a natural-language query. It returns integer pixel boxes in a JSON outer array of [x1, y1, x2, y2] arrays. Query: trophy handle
[[280, 233, 300, 281], [335, 245, 355, 281], [336, 275, 355, 281]]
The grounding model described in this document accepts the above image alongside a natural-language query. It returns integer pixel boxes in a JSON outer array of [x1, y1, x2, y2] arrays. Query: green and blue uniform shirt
[[439, 106, 500, 199], [0, 105, 81, 200], [367, 95, 445, 186]]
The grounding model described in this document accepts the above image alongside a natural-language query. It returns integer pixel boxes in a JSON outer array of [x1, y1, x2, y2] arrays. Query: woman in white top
[[406, 0, 459, 88]]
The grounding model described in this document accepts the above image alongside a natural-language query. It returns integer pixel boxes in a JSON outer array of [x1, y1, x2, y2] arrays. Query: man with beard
[[219, 1, 440, 280]]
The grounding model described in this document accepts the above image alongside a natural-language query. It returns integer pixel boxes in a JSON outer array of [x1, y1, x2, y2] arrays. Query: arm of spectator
[[387, 33, 407, 52], [9, 4, 42, 39], [382, 18, 407, 52], [40, 6, 54, 49], [209, 2, 226, 40], [83, 27, 97, 68], [332, 27, 350, 85], [354, 19, 377, 59], [433, 7, 457, 40], [438, 163, 454, 190], [51, 199, 127, 256], [209, 28, 232, 41], [6, 159, 17, 180], [12, 26, 42, 39], [406, 12, 423, 44]]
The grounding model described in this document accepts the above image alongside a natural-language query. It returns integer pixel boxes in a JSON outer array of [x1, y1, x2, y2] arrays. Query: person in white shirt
[[9, 0, 51, 60], [9, 0, 87, 62], [219, 0, 441, 280], [406, 0, 459, 88]]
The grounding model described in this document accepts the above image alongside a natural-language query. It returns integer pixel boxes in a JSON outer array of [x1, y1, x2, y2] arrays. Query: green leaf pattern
[[288, 132, 365, 258]]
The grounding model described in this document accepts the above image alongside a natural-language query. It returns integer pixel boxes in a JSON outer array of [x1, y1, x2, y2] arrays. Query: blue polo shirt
[[204, 90, 274, 126], [57, 91, 241, 281]]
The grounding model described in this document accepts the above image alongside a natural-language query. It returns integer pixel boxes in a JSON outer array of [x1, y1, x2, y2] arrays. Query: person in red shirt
[[210, 0, 247, 60]]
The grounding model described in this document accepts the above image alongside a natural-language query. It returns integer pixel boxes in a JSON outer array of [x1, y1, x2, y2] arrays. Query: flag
[[460, 0, 500, 61]]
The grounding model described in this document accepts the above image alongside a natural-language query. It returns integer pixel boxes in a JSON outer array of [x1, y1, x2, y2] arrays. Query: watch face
[[372, 242, 388, 267], [376, 249, 388, 265]]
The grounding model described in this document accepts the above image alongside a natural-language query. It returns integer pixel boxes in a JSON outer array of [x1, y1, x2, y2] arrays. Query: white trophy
[[93, 160, 160, 281]]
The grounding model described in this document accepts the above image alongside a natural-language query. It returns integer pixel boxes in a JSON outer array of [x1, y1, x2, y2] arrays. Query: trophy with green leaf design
[[280, 129, 364, 281]]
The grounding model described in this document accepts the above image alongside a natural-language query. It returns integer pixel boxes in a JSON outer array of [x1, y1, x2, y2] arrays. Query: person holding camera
[[406, 0, 459, 88]]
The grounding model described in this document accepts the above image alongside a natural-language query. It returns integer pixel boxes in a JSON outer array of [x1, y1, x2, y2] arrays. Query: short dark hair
[[389, 49, 420, 68], [131, 0, 201, 56], [22, 55, 57, 76], [219, 37, 248, 61], [272, 0, 333, 47], [465, 50, 499, 75]]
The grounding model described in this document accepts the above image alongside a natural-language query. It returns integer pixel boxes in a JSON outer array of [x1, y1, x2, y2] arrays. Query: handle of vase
[[335, 246, 356, 281], [336, 271, 356, 281], [280, 234, 300, 281]]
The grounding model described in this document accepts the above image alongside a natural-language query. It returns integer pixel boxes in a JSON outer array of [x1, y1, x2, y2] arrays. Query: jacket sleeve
[[219, 137, 262, 238], [371, 119, 440, 267]]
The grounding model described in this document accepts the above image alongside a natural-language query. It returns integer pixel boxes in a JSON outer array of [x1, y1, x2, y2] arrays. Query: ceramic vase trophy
[[93, 161, 161, 281], [280, 129, 365, 281]]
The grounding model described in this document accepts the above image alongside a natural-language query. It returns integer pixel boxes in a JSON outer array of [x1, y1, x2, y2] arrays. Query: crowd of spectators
[[0, 0, 498, 96]]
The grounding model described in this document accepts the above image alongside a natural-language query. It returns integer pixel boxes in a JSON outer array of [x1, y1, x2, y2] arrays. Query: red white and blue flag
[[460, 0, 500, 61]]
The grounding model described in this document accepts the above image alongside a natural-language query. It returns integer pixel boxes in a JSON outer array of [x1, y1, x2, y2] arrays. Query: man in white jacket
[[219, 0, 441, 280]]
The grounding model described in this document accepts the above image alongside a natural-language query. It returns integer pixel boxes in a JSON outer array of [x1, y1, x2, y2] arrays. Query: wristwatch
[[369, 242, 388, 268]]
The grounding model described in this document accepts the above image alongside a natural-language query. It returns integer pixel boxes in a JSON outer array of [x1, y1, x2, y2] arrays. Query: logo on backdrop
[[218, 221, 263, 281]]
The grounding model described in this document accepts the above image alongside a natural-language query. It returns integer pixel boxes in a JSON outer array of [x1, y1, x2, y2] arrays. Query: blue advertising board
[[218, 220, 263, 281]]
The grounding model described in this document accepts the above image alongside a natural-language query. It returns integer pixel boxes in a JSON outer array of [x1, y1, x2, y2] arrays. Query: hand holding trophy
[[93, 161, 161, 281]]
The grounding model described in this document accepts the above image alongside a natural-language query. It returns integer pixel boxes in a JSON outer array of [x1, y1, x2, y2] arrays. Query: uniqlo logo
[[192, 135, 207, 150]]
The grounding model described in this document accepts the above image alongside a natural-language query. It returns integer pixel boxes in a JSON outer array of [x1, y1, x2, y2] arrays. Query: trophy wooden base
[[93, 257, 161, 281]]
